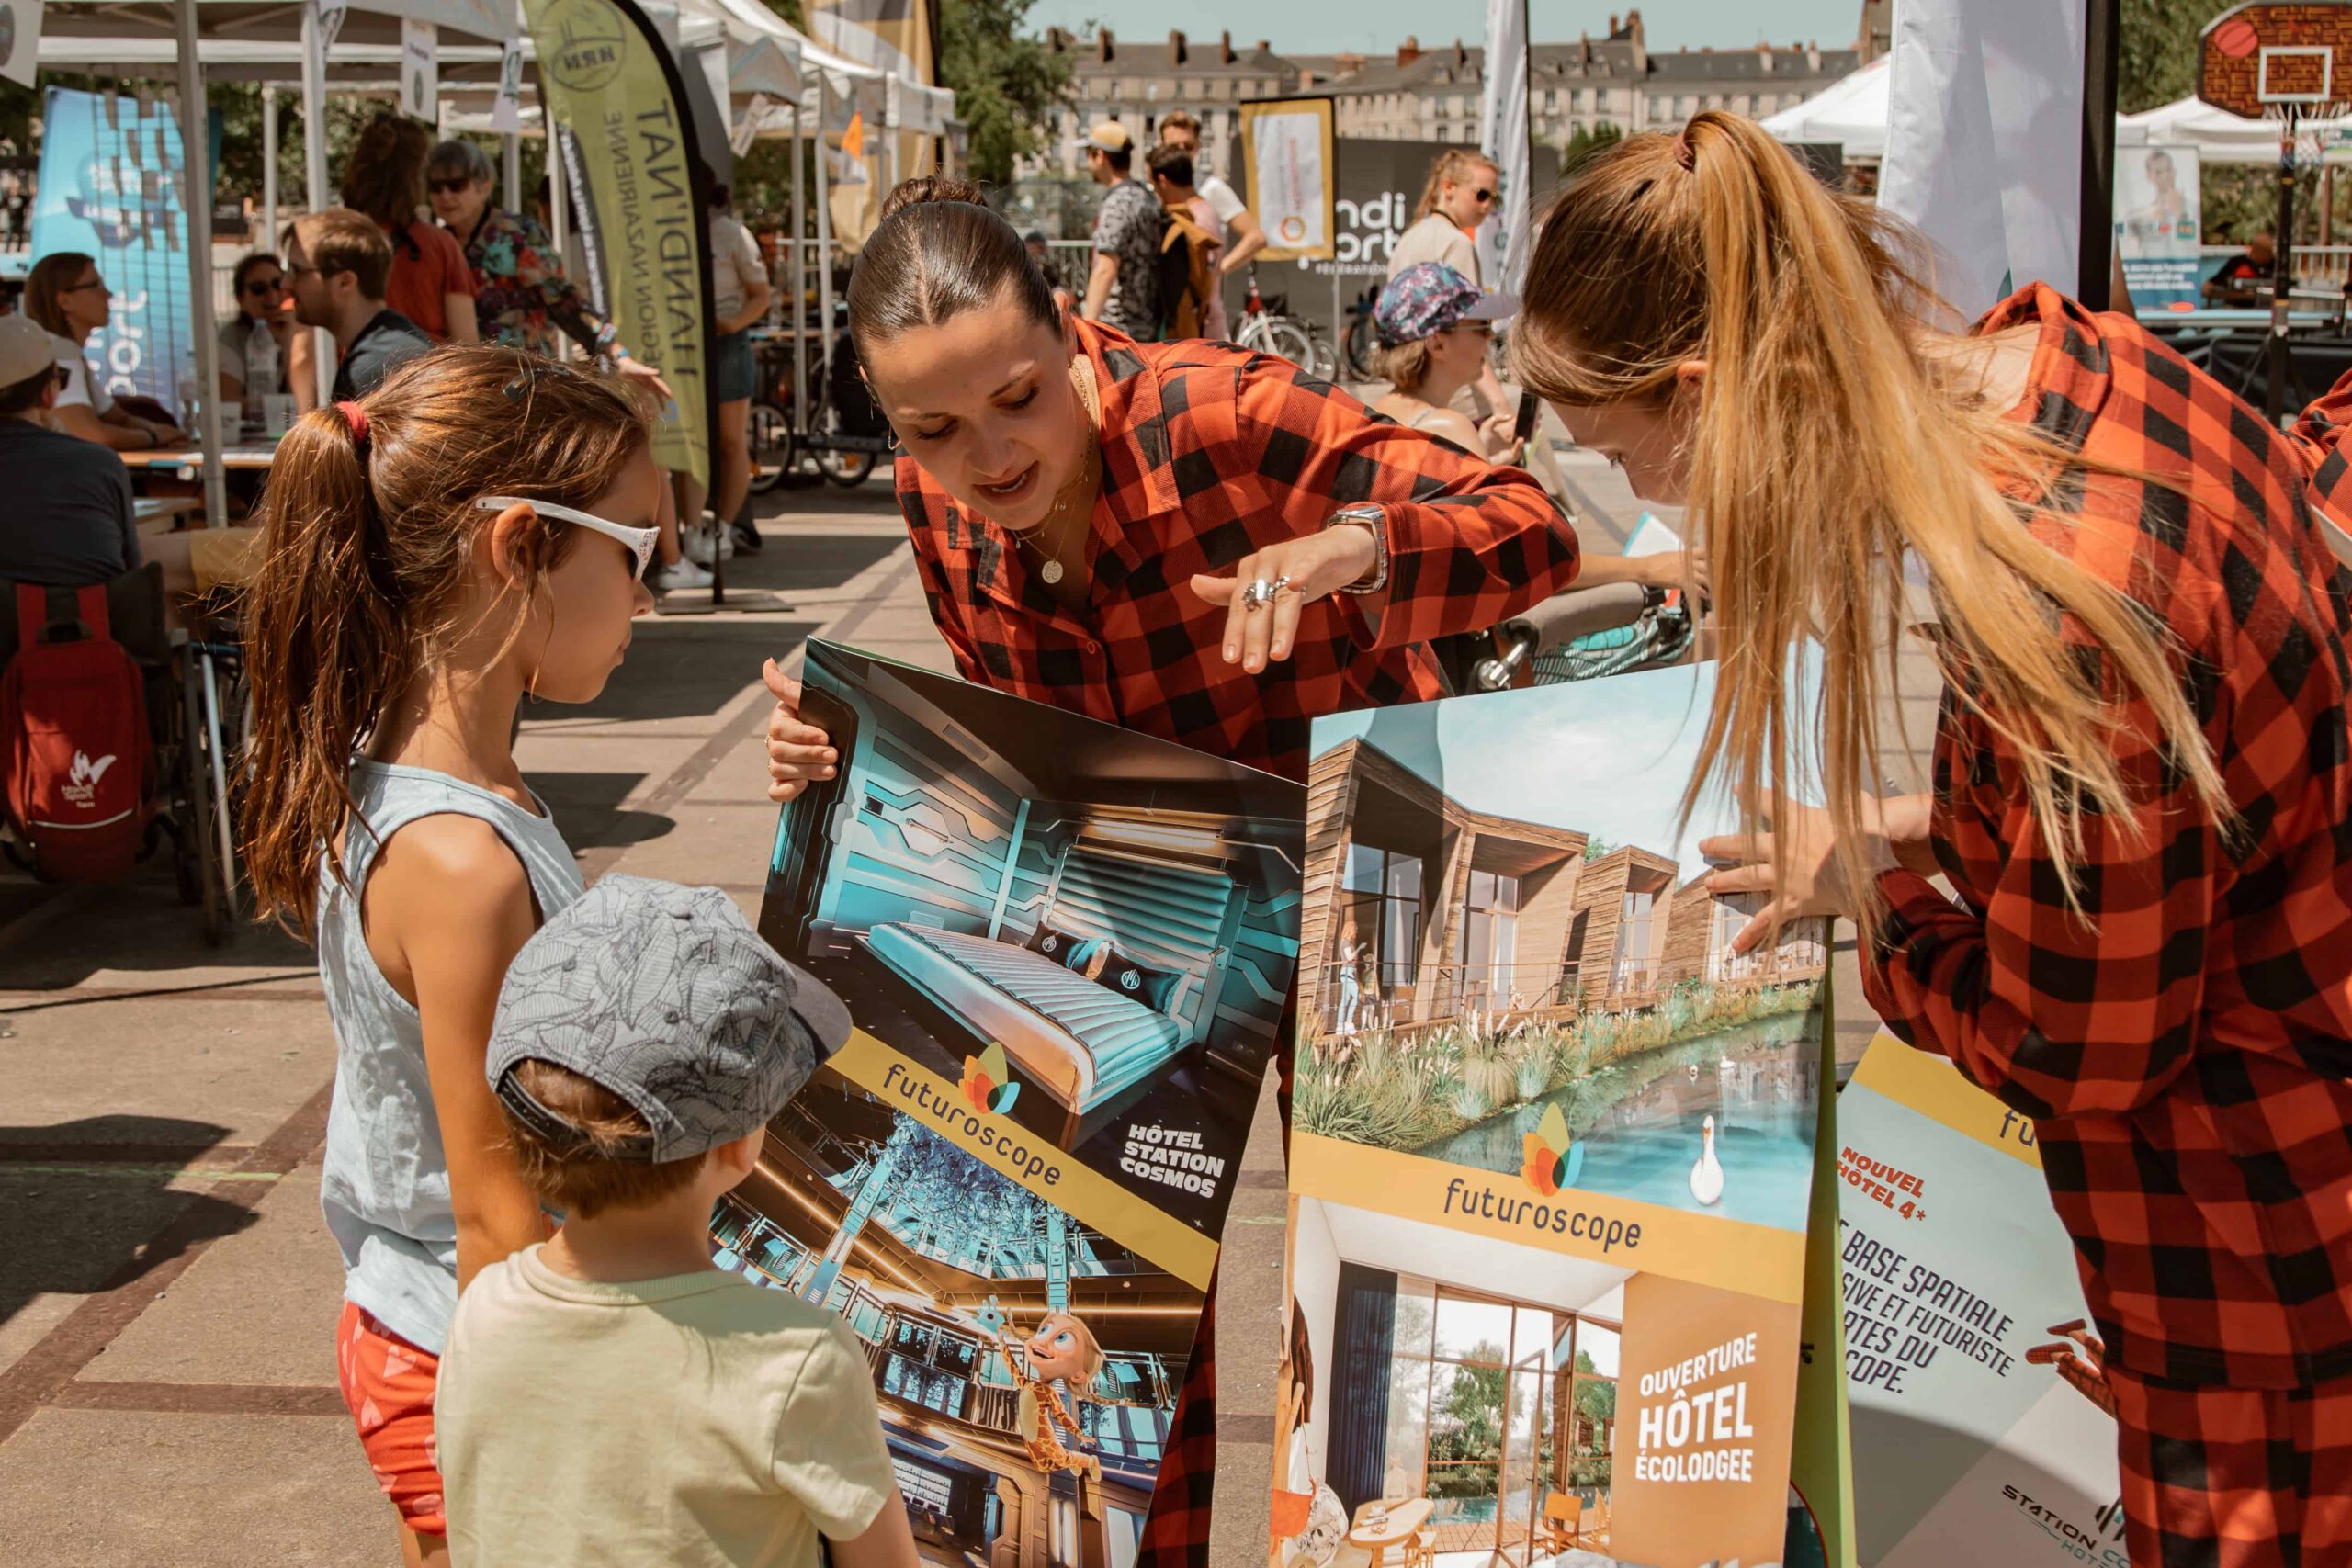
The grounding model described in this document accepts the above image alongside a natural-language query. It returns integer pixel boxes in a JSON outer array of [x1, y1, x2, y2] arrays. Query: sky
[[1313, 664, 1728, 886], [1023, 0, 1867, 56]]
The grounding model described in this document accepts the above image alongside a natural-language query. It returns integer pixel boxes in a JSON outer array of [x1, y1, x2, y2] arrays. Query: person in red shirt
[[340, 113, 479, 345], [763, 175, 1582, 1566], [1513, 112, 2352, 1564]]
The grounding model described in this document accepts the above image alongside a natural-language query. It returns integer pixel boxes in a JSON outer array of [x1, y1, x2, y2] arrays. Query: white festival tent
[[1760, 53, 1892, 160], [1767, 55, 2349, 170]]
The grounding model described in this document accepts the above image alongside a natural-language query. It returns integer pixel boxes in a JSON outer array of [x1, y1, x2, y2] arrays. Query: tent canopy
[[1761, 54, 1890, 160]]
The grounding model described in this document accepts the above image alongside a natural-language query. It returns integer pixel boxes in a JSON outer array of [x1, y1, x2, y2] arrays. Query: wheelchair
[[0, 566, 247, 945]]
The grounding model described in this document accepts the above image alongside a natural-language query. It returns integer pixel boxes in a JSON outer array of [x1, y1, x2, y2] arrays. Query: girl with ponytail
[[241, 345, 657, 1564], [1517, 111, 2352, 1556]]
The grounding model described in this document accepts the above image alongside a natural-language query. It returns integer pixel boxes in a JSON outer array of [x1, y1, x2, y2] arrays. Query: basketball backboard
[[2199, 4, 2352, 120]]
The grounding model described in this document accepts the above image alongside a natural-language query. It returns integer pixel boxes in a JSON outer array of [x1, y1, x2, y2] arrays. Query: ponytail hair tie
[[335, 400, 369, 447], [1671, 129, 1697, 172]]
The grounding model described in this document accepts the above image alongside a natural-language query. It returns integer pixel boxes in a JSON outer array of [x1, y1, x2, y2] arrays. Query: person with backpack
[[1145, 144, 1225, 342], [1079, 121, 1163, 339], [239, 346, 660, 1568]]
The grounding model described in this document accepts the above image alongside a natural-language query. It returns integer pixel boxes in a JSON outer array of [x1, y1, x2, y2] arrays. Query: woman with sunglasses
[[218, 252, 294, 416], [423, 139, 657, 397], [342, 113, 481, 346], [242, 345, 660, 1568], [22, 252, 183, 452]]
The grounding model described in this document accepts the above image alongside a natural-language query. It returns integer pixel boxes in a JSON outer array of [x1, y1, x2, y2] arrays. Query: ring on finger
[[1243, 576, 1276, 611]]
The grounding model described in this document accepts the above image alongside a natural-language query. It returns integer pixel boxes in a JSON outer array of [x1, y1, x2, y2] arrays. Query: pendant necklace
[[1023, 435, 1102, 587]]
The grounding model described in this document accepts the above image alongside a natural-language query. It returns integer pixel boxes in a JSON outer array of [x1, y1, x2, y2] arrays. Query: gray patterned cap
[[486, 875, 851, 1163]]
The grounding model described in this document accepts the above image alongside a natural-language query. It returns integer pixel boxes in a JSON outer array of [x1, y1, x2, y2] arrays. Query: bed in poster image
[[762, 640, 1305, 1238], [711, 1072, 1203, 1568], [1272, 1193, 1804, 1568], [1293, 660, 1828, 1235]]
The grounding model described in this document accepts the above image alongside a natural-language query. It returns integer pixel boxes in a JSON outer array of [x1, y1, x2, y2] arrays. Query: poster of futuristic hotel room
[[1277, 664, 1829, 1568], [718, 640, 1305, 1567]]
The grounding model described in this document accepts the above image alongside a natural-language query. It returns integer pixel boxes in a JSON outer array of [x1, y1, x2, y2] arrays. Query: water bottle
[[177, 372, 202, 436]]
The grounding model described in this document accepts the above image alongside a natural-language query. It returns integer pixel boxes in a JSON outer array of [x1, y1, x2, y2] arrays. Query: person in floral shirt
[[425, 140, 646, 370]]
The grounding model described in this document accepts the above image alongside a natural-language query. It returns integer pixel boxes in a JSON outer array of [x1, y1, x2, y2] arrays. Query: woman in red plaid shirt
[[763, 176, 1582, 1564], [1510, 111, 2352, 1565]]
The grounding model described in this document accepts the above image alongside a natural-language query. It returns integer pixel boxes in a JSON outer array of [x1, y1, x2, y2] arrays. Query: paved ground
[[0, 443, 1933, 1564]]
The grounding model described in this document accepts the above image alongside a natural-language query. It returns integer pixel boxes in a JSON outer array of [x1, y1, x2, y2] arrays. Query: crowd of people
[[1, 85, 2348, 1568]]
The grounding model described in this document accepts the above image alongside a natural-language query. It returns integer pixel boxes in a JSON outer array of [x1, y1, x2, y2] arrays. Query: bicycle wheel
[[1258, 315, 1318, 371], [1343, 315, 1378, 381], [820, 448, 876, 487], [748, 402, 795, 496]]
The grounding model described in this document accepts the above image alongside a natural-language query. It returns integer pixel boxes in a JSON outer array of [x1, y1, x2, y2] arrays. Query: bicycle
[[1338, 284, 1381, 381], [1234, 267, 1329, 376]]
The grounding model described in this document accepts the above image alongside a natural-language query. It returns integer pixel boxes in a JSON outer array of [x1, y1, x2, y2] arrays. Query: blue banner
[[29, 86, 198, 419]]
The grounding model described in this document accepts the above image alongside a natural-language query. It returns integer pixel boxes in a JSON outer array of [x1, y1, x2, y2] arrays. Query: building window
[[1459, 872, 1522, 1010], [1678, 94, 1698, 117], [1613, 890, 1657, 993], [1648, 94, 1668, 119], [1342, 843, 1423, 998], [1380, 1281, 1616, 1556]]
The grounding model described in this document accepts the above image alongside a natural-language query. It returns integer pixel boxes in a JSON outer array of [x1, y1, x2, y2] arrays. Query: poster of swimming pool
[[1839, 1033, 2124, 1568], [1276, 663, 1829, 1568], [720, 641, 1305, 1568]]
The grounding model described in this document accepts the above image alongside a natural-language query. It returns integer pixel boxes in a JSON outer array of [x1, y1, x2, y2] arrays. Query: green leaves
[[940, 0, 1074, 187]]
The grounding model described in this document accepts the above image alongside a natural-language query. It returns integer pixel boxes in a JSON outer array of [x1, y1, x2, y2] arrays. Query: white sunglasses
[[475, 495, 659, 581]]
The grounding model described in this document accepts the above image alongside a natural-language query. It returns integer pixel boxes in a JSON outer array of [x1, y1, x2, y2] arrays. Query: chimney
[[1608, 12, 1619, 33], [1098, 28, 1114, 62], [1046, 24, 1072, 52], [1220, 28, 1237, 65], [1397, 33, 1421, 67], [1453, 37, 1467, 68], [1169, 28, 1186, 64], [1807, 38, 1821, 71], [1256, 39, 1270, 52], [1758, 43, 1773, 72]]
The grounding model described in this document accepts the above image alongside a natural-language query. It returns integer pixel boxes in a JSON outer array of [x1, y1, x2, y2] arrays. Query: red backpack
[[1, 582, 155, 881]]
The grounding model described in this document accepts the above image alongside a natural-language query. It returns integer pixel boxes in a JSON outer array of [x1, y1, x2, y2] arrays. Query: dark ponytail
[[848, 176, 1059, 358], [239, 345, 652, 933]]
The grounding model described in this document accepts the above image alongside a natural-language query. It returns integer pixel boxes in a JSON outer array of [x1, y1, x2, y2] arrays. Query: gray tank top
[[316, 759, 582, 1354]]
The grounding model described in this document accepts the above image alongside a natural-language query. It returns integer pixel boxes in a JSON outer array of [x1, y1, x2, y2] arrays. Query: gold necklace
[[1018, 437, 1102, 586]]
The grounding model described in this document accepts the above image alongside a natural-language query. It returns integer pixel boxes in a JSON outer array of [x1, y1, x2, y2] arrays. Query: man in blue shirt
[[285, 208, 433, 402]]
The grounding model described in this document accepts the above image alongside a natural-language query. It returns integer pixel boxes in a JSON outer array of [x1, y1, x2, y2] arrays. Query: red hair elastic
[[1671, 130, 1697, 171], [335, 400, 369, 445]]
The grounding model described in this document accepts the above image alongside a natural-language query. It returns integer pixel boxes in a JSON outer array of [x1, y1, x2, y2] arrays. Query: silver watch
[[1324, 503, 1390, 594]]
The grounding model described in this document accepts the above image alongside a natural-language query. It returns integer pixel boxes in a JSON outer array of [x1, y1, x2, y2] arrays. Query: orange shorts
[[334, 1300, 446, 1538]]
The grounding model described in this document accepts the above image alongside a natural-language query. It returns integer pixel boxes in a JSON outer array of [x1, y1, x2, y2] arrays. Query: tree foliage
[[2119, 0, 2235, 116], [940, 0, 1073, 188], [1561, 122, 1622, 179]]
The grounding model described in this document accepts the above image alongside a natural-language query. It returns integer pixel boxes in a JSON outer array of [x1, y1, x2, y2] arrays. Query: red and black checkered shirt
[[1861, 285, 2352, 1390], [895, 318, 1581, 784], [895, 319, 1581, 1562]]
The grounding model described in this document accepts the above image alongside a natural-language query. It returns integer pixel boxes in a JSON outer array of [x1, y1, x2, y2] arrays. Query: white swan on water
[[1690, 1114, 1724, 1207]]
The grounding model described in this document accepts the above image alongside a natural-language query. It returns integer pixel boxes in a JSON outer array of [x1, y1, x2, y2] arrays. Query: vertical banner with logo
[[1838, 1034, 2123, 1565], [2115, 143, 2201, 310], [30, 87, 197, 415], [492, 36, 527, 133], [524, 0, 712, 487], [1275, 662, 1833, 1568], [1239, 96, 1337, 262], [730, 640, 1303, 1567]]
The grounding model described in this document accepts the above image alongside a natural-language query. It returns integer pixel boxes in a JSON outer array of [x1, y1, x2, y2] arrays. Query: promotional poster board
[[1273, 665, 1831, 1568], [2115, 143, 2201, 310], [1240, 97, 1338, 262], [720, 642, 1303, 1567], [30, 87, 198, 419], [524, 0, 713, 487], [1839, 1032, 2123, 1567]]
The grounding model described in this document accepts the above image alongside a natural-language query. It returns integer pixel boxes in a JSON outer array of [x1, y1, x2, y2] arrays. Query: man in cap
[[435, 874, 918, 1568], [0, 312, 141, 588], [1080, 119, 1165, 339]]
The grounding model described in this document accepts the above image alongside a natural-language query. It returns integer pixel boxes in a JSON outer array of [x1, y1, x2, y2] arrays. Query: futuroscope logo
[[543, 0, 628, 93]]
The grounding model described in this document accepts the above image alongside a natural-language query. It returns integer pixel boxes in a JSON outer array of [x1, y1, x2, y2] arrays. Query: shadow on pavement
[[553, 618, 819, 728], [0, 1114, 259, 1332], [524, 771, 676, 853]]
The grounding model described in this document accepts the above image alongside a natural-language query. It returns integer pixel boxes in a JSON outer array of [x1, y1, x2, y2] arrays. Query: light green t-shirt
[[436, 1246, 896, 1567]]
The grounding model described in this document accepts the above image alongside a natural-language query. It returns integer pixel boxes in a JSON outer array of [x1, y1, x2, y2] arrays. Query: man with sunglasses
[[284, 209, 432, 403]]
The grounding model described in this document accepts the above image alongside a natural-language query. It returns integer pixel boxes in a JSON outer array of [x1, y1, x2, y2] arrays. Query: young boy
[[435, 874, 918, 1568]]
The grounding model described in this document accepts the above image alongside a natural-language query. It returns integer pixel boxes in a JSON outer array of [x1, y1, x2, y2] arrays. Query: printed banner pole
[[525, 0, 717, 491], [301, 0, 335, 402], [172, 0, 226, 527]]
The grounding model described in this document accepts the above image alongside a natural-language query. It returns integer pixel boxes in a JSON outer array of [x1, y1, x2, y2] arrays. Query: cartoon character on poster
[[983, 1302, 1107, 1483]]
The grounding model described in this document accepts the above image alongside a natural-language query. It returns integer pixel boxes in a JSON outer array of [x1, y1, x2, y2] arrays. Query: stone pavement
[[0, 446, 1937, 1565]]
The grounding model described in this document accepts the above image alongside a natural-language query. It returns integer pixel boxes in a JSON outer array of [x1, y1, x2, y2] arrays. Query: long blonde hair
[[1414, 150, 1498, 222], [1512, 111, 2224, 923]]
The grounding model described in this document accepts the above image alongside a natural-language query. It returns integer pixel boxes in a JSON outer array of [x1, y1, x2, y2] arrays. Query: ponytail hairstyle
[[1414, 149, 1498, 222], [239, 345, 652, 932], [1512, 111, 2225, 925], [849, 175, 1060, 360]]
